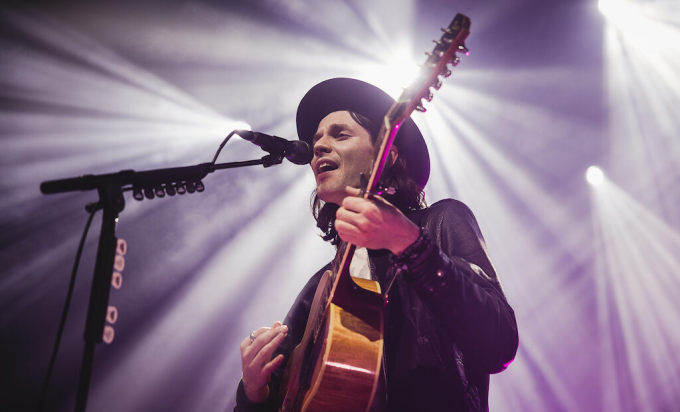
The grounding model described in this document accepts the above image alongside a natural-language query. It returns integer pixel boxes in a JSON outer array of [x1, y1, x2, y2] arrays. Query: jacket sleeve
[[395, 200, 518, 374]]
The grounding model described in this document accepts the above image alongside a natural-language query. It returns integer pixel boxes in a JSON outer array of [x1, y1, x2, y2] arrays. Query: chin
[[316, 187, 343, 206]]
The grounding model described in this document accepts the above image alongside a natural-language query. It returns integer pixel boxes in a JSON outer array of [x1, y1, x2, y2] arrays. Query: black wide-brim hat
[[296, 78, 430, 188]]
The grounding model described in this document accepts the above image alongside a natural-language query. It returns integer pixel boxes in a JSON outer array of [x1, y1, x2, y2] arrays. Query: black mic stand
[[40, 154, 283, 412]]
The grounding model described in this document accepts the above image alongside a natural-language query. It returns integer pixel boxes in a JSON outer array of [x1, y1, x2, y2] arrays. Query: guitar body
[[302, 276, 383, 412], [280, 272, 383, 412]]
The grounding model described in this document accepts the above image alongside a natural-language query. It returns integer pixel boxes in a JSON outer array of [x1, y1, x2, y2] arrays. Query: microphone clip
[[261, 153, 284, 168]]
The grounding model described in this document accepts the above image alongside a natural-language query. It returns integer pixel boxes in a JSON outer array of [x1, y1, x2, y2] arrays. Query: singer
[[234, 78, 518, 411]]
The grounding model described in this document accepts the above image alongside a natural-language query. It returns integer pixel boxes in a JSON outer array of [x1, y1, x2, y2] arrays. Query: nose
[[313, 135, 331, 158]]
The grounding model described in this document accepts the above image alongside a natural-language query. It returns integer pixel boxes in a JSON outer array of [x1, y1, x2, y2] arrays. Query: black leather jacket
[[235, 199, 518, 411]]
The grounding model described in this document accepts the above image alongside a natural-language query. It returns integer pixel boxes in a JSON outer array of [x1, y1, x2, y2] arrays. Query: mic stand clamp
[[262, 154, 284, 168]]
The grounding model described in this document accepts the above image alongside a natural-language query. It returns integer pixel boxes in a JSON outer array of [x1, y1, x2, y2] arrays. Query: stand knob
[[106, 306, 118, 324], [112, 272, 122, 289], [103, 325, 115, 344]]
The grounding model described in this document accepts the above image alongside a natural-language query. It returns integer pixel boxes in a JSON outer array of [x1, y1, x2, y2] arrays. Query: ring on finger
[[249, 332, 256, 343]]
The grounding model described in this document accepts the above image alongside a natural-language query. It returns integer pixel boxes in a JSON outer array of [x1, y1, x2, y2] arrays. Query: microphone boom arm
[[40, 156, 280, 196]]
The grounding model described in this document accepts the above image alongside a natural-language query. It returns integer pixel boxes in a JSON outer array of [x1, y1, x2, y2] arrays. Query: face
[[311, 111, 376, 205]]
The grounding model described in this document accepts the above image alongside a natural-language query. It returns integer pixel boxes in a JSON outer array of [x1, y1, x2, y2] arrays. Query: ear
[[389, 145, 399, 166]]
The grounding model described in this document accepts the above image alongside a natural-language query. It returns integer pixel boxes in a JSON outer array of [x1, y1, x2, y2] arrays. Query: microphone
[[236, 130, 313, 165]]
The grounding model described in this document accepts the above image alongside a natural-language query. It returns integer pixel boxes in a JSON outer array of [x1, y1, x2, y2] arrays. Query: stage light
[[358, 48, 420, 99], [586, 166, 605, 186], [602, 0, 680, 203], [598, 0, 640, 26], [216, 120, 251, 134], [599, 0, 680, 51], [201, 120, 251, 141], [232, 121, 251, 131]]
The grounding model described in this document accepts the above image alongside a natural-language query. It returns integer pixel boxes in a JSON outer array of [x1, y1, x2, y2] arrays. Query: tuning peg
[[432, 79, 443, 90], [419, 62, 437, 70], [375, 186, 396, 196], [176, 182, 186, 195], [432, 39, 452, 48], [458, 45, 470, 55], [196, 180, 205, 192], [423, 91, 434, 102], [425, 50, 443, 59], [155, 186, 165, 198], [451, 56, 461, 67], [415, 105, 427, 113], [440, 27, 453, 35]]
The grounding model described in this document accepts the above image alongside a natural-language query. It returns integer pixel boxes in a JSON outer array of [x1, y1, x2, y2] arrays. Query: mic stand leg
[[75, 343, 96, 412], [75, 185, 124, 412]]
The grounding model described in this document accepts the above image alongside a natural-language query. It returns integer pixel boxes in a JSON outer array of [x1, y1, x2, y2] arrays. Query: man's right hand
[[239, 321, 289, 403]]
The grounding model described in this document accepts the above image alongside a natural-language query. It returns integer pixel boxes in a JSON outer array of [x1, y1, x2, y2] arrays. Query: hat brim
[[296, 78, 430, 188]]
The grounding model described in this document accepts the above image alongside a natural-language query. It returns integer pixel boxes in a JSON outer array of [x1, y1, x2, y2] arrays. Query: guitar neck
[[328, 13, 471, 308]]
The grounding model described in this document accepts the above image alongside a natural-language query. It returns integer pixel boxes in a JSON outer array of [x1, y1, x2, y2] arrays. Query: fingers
[[242, 323, 283, 350], [341, 196, 371, 214], [251, 325, 288, 366], [241, 325, 288, 371], [334, 219, 362, 245], [336, 205, 364, 227], [240, 327, 265, 352], [240, 323, 288, 399], [336, 186, 415, 253], [262, 353, 285, 376], [337, 199, 381, 233], [239, 321, 282, 354]]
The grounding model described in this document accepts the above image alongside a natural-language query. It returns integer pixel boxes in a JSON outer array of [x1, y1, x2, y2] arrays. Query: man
[[235, 78, 518, 411]]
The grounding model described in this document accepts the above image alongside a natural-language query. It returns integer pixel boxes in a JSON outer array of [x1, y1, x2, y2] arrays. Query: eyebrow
[[312, 123, 352, 142]]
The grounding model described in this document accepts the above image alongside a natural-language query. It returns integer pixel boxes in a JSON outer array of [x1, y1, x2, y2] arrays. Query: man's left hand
[[335, 186, 420, 255]]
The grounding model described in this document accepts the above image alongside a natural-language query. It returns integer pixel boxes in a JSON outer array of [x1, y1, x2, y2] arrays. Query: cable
[[211, 130, 238, 164], [36, 202, 100, 412]]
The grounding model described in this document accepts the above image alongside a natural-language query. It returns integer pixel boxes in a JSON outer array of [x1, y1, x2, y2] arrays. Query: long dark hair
[[311, 111, 427, 245]]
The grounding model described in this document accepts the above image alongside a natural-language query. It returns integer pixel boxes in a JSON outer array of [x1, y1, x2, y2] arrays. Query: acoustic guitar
[[278, 13, 471, 412]]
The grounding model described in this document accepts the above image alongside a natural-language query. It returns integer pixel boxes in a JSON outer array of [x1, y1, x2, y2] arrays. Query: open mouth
[[317, 161, 338, 175]]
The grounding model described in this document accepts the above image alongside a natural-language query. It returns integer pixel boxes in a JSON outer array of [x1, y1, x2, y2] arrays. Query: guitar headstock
[[387, 13, 471, 124], [368, 13, 471, 196]]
